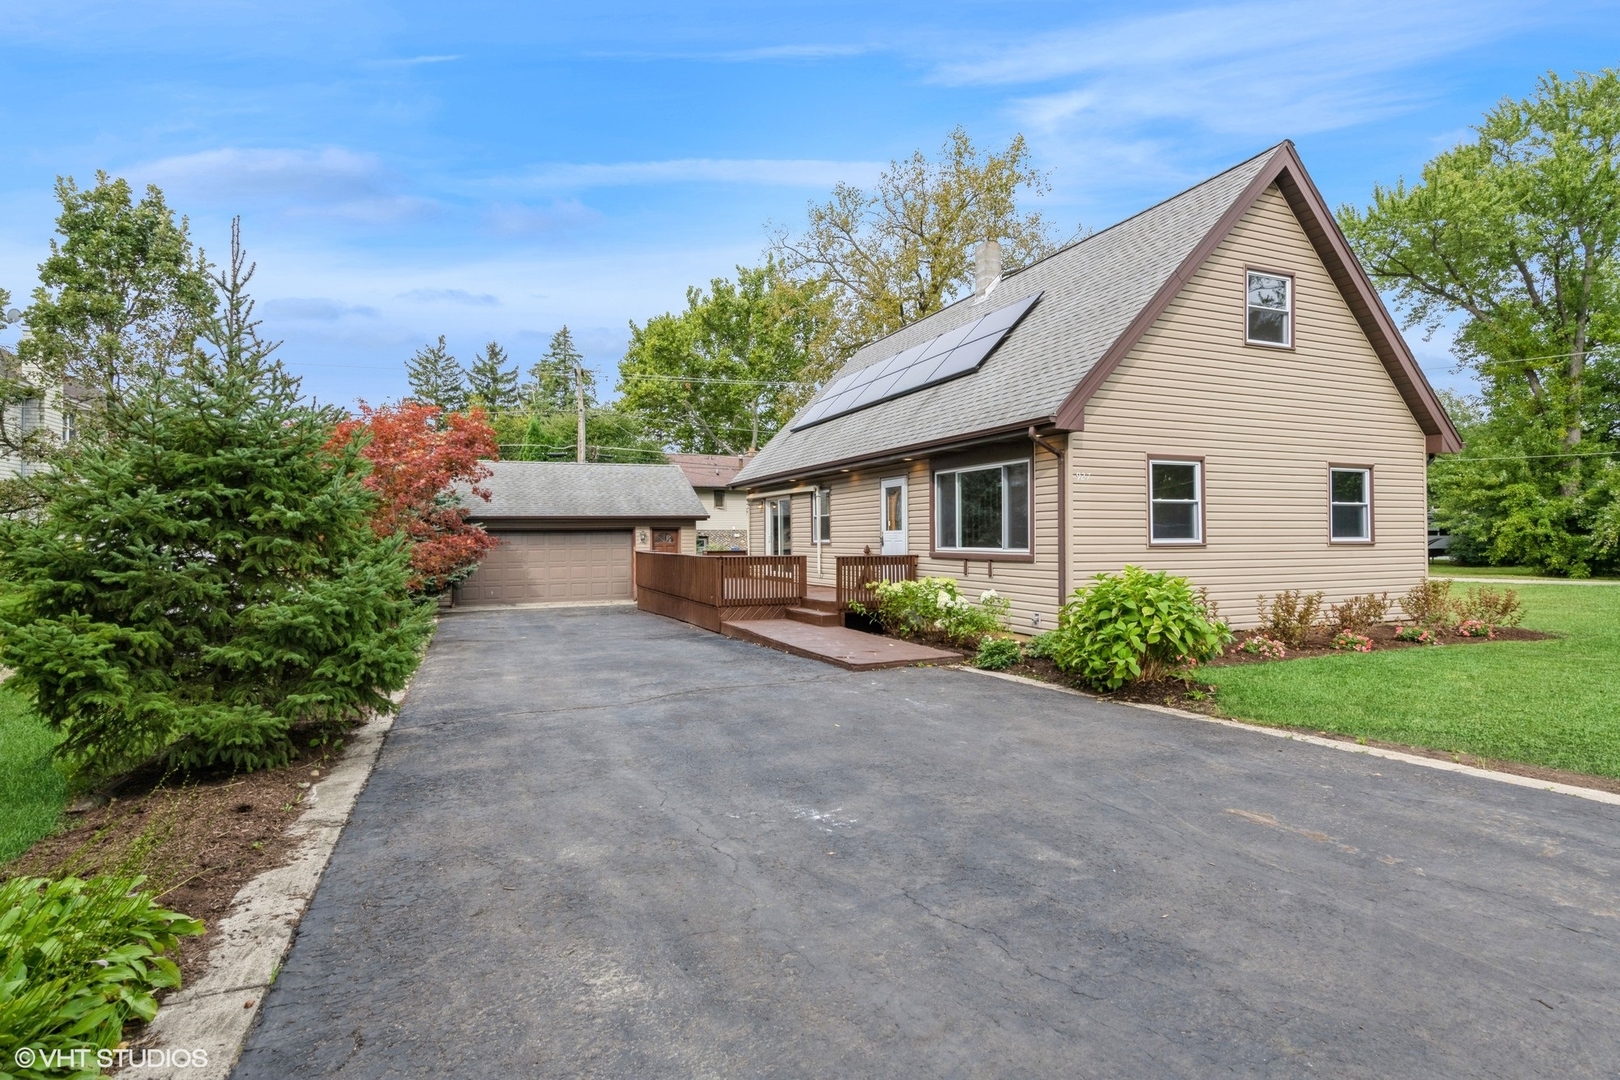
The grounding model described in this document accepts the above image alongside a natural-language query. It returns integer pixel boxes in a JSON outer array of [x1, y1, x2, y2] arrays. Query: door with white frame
[[880, 478, 908, 555]]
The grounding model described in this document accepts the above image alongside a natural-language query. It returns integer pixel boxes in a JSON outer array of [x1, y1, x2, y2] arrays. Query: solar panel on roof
[[791, 291, 1042, 431]]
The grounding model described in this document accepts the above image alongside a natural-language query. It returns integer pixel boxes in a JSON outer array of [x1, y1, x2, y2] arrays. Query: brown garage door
[[458, 530, 633, 606]]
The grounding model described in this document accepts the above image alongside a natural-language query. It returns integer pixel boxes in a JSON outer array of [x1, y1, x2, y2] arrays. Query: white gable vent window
[[1246, 270, 1292, 346]]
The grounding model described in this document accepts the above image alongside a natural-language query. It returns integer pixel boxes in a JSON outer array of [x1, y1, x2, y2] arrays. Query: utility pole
[[575, 362, 586, 463]]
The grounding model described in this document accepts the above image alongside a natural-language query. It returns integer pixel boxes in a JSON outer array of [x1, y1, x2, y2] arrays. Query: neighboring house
[[0, 347, 75, 481], [732, 142, 1460, 632], [455, 461, 708, 607], [667, 452, 752, 553]]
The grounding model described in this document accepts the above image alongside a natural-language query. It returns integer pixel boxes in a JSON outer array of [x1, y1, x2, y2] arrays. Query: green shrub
[[1050, 567, 1231, 690], [852, 577, 1010, 647], [1401, 580, 1458, 628], [1024, 631, 1059, 660], [1329, 592, 1392, 633], [1256, 589, 1326, 647], [1458, 586, 1524, 628], [0, 875, 202, 1076], [973, 637, 1024, 671]]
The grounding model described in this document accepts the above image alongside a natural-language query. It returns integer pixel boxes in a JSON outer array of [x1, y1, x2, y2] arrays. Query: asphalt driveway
[[235, 606, 1620, 1078]]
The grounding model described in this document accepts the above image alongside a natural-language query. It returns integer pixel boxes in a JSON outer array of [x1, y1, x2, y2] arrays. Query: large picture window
[[1246, 270, 1292, 346], [934, 459, 1030, 552], [1330, 468, 1372, 542], [1149, 459, 1203, 543]]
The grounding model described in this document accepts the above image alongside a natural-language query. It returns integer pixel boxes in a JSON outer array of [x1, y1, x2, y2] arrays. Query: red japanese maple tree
[[329, 402, 500, 595]]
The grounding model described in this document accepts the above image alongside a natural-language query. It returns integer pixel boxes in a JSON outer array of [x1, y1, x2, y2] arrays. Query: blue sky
[[1, 0, 1617, 407]]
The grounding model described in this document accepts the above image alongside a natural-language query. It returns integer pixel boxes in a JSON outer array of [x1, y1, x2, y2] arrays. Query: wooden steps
[[785, 606, 841, 627]]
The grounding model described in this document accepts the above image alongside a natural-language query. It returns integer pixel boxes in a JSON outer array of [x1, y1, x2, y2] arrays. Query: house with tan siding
[[731, 142, 1460, 632]]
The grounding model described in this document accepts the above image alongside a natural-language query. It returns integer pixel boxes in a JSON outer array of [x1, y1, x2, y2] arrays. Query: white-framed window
[[1246, 270, 1292, 346], [1149, 459, 1202, 544], [934, 459, 1030, 552], [713, 489, 726, 509], [766, 496, 793, 555], [1330, 468, 1372, 542], [813, 487, 831, 544]]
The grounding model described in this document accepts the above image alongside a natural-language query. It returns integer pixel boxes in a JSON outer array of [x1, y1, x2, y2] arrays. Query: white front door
[[880, 478, 907, 555]]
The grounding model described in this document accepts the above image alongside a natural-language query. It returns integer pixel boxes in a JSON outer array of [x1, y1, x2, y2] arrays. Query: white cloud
[[262, 297, 378, 321], [395, 288, 501, 306], [484, 199, 603, 235], [502, 158, 884, 191], [135, 147, 437, 222], [373, 54, 463, 66]]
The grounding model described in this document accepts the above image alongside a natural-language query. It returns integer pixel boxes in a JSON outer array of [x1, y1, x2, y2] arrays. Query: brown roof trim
[[1053, 142, 1461, 453], [469, 515, 706, 528], [734, 419, 1049, 489]]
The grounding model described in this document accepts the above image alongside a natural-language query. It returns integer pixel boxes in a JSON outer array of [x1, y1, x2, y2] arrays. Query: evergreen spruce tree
[[405, 335, 468, 413], [467, 340, 521, 414], [0, 222, 431, 782], [523, 326, 594, 414]]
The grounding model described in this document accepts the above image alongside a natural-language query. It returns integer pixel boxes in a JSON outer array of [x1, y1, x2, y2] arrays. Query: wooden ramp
[[721, 619, 962, 671]]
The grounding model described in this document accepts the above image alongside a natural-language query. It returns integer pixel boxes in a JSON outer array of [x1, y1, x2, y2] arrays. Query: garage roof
[[463, 461, 708, 521]]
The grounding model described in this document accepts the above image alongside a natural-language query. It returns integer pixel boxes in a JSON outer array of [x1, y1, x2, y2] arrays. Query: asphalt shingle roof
[[463, 461, 708, 520], [734, 146, 1279, 486]]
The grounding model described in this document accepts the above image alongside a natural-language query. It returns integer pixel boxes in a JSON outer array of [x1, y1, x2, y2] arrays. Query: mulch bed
[[1203, 622, 1552, 666], [5, 723, 363, 985]]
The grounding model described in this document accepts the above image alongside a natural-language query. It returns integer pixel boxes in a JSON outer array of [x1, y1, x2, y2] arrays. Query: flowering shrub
[[1394, 624, 1438, 644], [1240, 635, 1288, 659], [1331, 631, 1374, 652], [973, 637, 1025, 670], [854, 577, 1010, 647], [1048, 567, 1231, 690], [1454, 619, 1496, 639]]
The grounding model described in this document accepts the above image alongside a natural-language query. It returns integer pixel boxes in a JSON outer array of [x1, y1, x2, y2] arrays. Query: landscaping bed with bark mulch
[[4, 723, 360, 985]]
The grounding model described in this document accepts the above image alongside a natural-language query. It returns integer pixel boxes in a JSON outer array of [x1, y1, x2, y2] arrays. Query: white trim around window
[[813, 487, 831, 544], [1148, 458, 1204, 545], [1329, 466, 1373, 543], [765, 496, 793, 555], [933, 457, 1031, 554], [1245, 269, 1293, 347]]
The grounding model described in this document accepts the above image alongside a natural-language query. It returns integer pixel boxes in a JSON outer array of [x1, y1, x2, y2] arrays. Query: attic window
[[1246, 270, 1292, 347]]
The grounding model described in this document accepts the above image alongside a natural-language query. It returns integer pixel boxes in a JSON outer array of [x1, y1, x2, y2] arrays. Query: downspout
[[1029, 426, 1067, 619]]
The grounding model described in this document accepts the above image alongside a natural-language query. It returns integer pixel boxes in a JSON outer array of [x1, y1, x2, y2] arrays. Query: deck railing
[[636, 552, 806, 609], [835, 555, 919, 610]]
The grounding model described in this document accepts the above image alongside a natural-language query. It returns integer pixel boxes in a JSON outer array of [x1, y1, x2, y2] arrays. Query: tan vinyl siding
[[1071, 183, 1429, 628], [749, 445, 1064, 634]]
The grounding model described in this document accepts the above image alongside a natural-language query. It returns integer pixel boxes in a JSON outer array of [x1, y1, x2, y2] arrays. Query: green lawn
[[1206, 584, 1620, 779], [0, 684, 66, 862], [1428, 561, 1620, 580]]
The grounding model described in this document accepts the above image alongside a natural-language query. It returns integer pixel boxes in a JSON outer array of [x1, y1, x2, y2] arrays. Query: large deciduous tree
[[0, 225, 429, 782], [618, 262, 833, 453], [329, 401, 500, 595], [771, 128, 1068, 356], [1338, 69, 1620, 575]]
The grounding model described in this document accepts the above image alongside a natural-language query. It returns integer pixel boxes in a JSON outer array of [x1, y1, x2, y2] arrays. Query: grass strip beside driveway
[[0, 683, 66, 862], [1206, 584, 1620, 779]]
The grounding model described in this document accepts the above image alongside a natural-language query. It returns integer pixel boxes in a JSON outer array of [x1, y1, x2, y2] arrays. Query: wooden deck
[[721, 619, 962, 671]]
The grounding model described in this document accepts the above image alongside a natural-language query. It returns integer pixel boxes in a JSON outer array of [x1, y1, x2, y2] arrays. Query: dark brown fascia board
[[733, 419, 1052, 489], [1053, 142, 1463, 454], [469, 515, 707, 529]]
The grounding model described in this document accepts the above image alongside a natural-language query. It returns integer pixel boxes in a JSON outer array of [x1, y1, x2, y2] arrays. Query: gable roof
[[734, 142, 1459, 488], [463, 461, 708, 521], [666, 452, 753, 489]]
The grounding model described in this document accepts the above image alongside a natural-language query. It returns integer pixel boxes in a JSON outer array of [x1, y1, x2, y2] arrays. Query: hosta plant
[[973, 637, 1024, 671], [1049, 567, 1231, 690]]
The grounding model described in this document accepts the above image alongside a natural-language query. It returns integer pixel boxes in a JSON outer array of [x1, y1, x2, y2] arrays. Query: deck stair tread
[[721, 619, 961, 671], [785, 606, 841, 627]]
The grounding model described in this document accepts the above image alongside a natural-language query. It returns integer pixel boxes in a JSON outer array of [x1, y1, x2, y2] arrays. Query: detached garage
[[454, 461, 708, 607]]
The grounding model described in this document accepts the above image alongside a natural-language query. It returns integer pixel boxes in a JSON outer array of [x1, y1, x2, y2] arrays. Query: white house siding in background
[[1071, 184, 1428, 626], [0, 391, 67, 480]]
